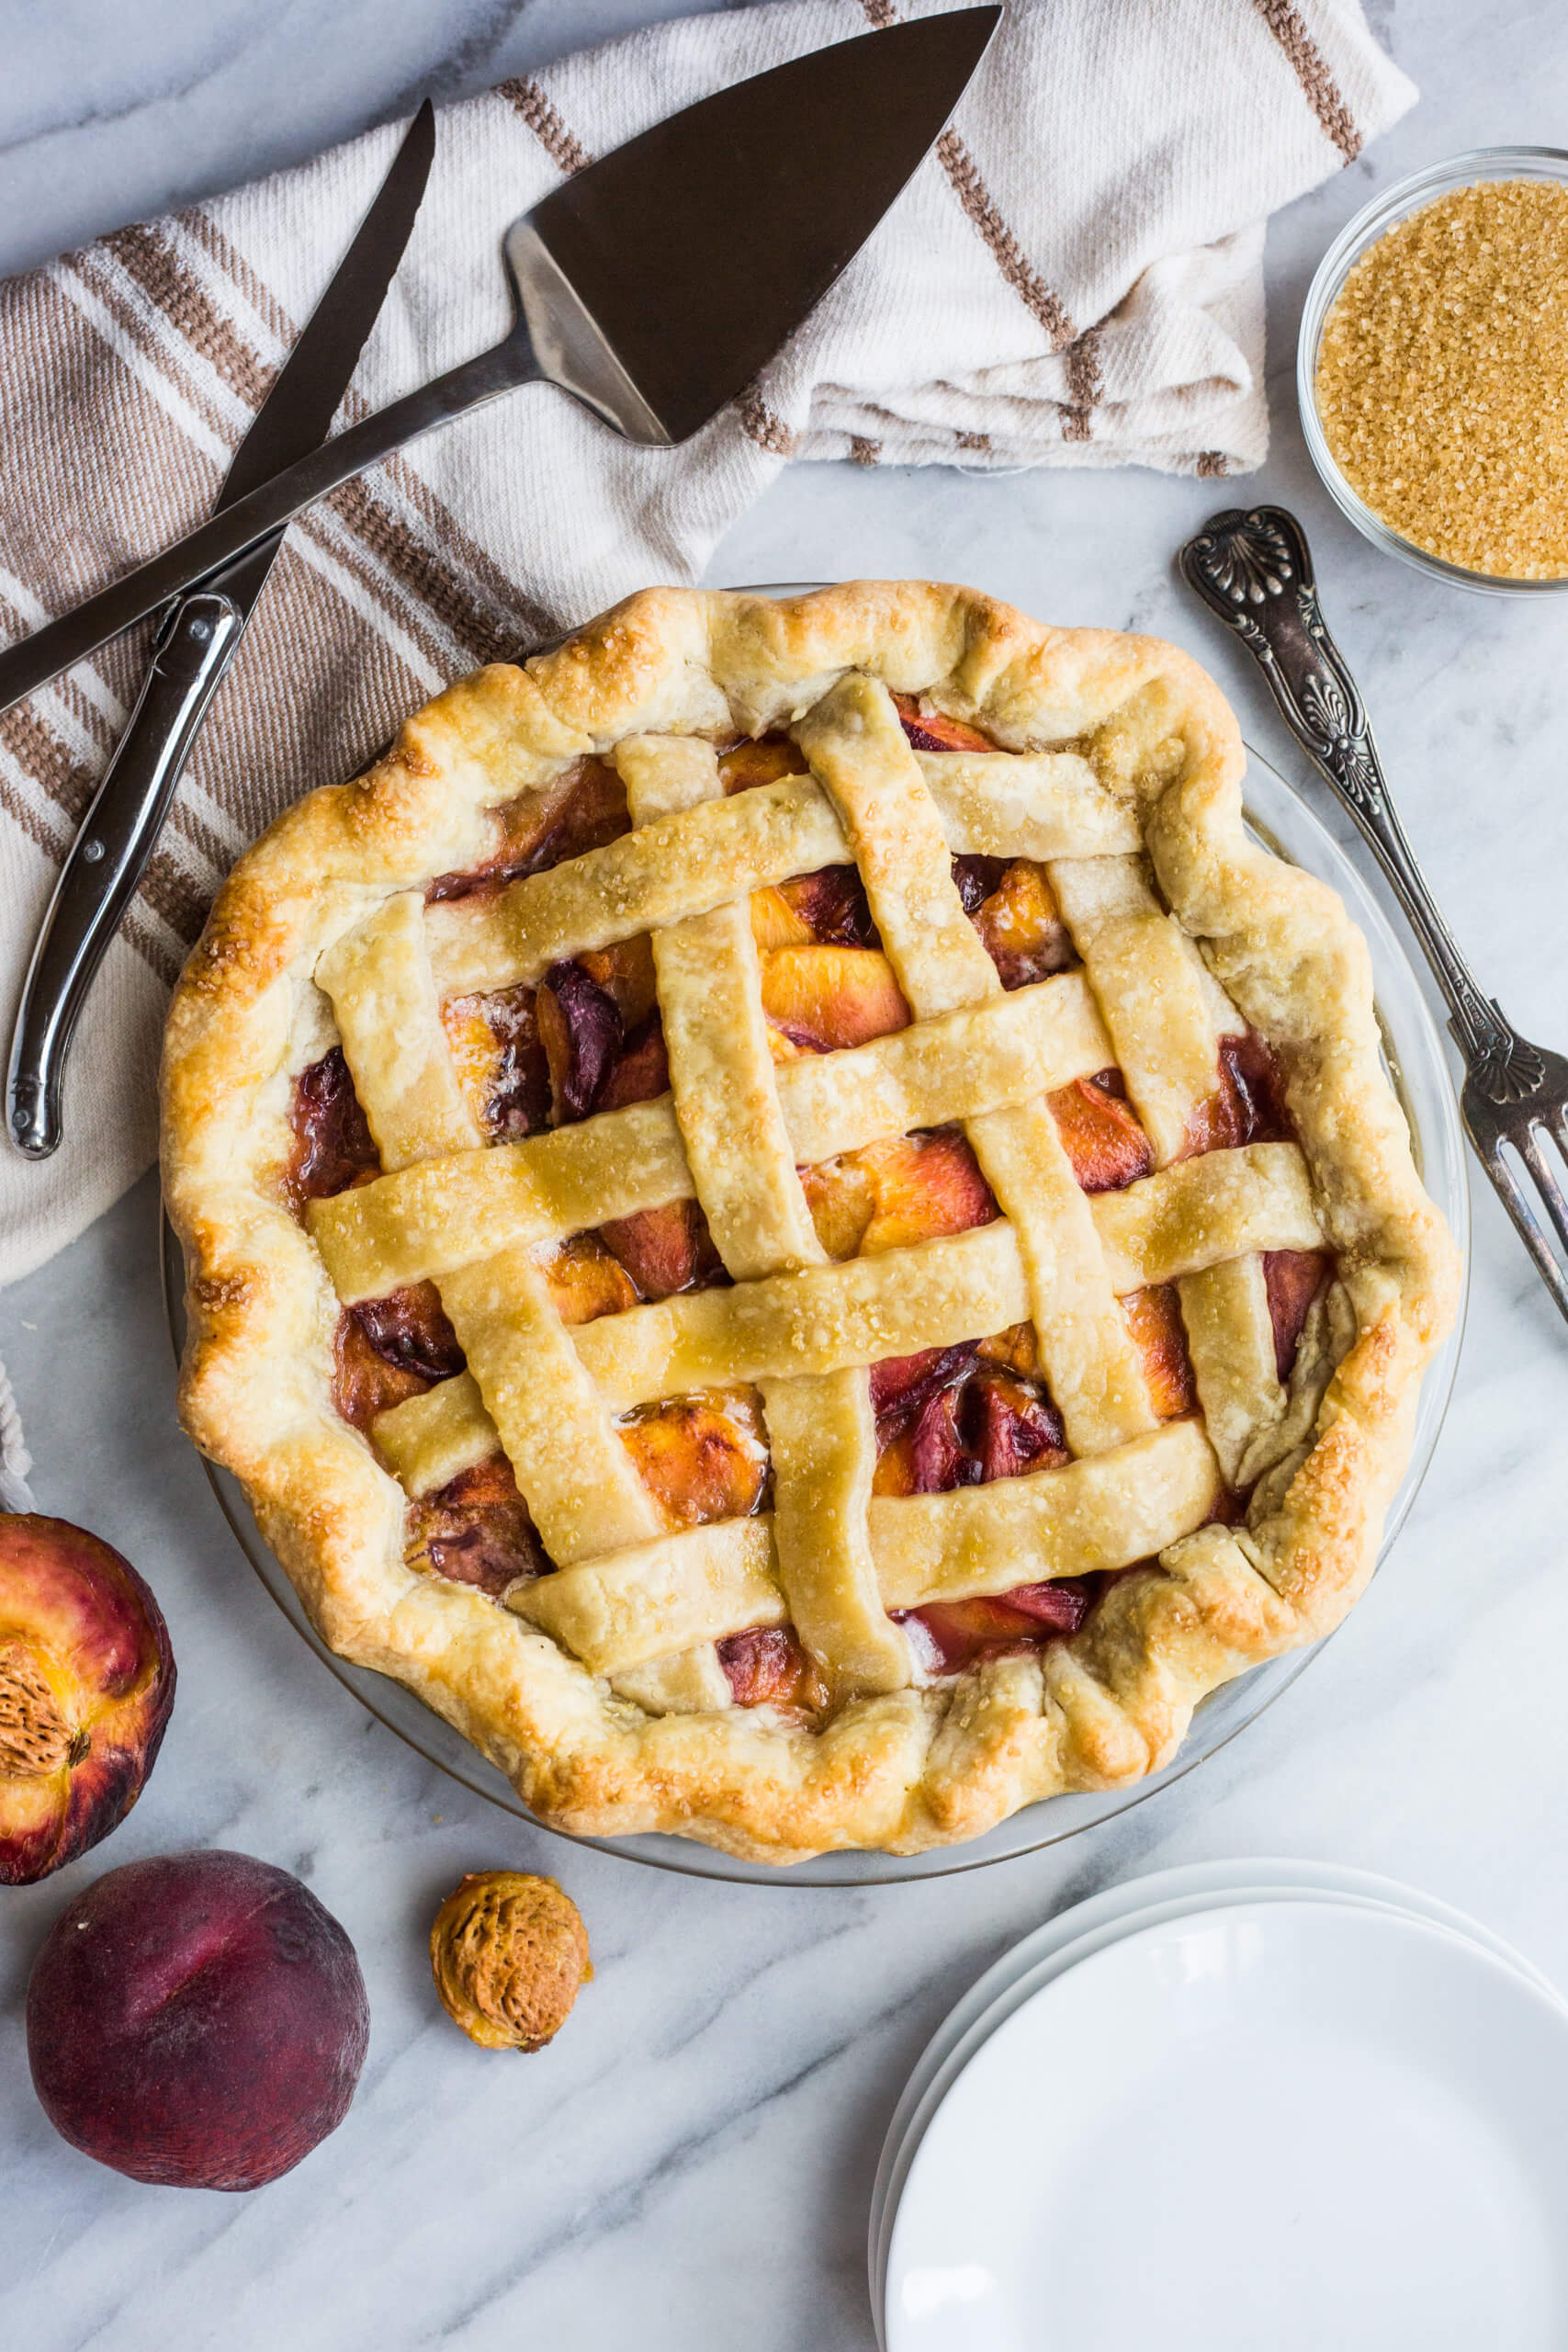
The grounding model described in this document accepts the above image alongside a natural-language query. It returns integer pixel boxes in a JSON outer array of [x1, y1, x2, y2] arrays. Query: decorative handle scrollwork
[[1179, 504, 1540, 1099]]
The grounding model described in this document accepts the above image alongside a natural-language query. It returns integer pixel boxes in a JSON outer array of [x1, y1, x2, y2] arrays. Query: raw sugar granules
[[1314, 178, 1568, 580]]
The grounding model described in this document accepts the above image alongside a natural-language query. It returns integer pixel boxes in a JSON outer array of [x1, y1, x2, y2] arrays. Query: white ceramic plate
[[885, 1899, 1568, 2352], [868, 1861, 1560, 2344]]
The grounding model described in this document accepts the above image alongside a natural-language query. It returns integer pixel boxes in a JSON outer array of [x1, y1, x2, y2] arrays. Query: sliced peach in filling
[[408, 1455, 544, 1596], [716, 1625, 829, 1714], [1121, 1283, 1197, 1419], [799, 1129, 996, 1263], [442, 985, 551, 1141], [600, 1198, 726, 1300], [334, 1282, 464, 1430], [540, 1232, 638, 1326], [893, 695, 996, 753], [1182, 1030, 1292, 1158], [970, 860, 1076, 989], [1265, 1249, 1332, 1379], [719, 736, 808, 794], [618, 1388, 769, 1530], [426, 753, 628, 902], [899, 1582, 1094, 1677], [576, 934, 657, 1029], [760, 944, 908, 1053], [1047, 1070, 1154, 1193], [288, 1048, 379, 1204], [750, 886, 814, 949], [777, 866, 879, 947]]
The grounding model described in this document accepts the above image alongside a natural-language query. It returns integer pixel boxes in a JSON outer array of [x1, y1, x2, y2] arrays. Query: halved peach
[[618, 1387, 768, 1528], [1047, 1071, 1154, 1193], [600, 1198, 724, 1299], [1, 1516, 175, 1885], [407, 1455, 544, 1596], [893, 695, 997, 753], [760, 945, 908, 1053], [719, 737, 807, 795], [716, 1624, 829, 1713], [1121, 1283, 1197, 1418], [973, 861, 1076, 989], [540, 1232, 639, 1326]]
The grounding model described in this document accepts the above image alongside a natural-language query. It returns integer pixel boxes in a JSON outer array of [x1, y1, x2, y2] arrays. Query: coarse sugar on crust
[[162, 582, 1460, 1863]]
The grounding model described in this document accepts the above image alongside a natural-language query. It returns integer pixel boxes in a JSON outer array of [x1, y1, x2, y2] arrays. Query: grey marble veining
[[5, 4, 1568, 2348]]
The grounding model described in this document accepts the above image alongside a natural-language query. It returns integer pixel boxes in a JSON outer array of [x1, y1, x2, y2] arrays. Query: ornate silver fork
[[1180, 503, 1568, 1328]]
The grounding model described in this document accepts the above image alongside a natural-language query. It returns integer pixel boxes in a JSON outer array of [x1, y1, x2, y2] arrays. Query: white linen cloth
[[0, 0, 1414, 1287]]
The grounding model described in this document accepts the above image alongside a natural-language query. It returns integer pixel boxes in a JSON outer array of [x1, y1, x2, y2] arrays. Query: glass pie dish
[[161, 723, 1469, 1887]]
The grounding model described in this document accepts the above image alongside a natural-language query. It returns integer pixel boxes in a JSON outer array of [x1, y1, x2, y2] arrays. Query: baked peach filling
[[288, 700, 1336, 1713]]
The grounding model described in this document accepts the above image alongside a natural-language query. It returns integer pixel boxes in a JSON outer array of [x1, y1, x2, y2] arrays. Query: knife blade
[[0, 10, 1001, 715], [7, 101, 437, 1159]]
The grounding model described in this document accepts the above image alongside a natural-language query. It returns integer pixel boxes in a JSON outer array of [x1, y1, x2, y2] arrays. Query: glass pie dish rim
[[160, 700, 1470, 1888], [1296, 144, 1568, 597]]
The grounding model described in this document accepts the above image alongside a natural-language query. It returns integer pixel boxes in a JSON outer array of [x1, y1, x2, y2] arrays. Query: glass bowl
[[162, 739, 1468, 1888], [1297, 146, 1568, 596]]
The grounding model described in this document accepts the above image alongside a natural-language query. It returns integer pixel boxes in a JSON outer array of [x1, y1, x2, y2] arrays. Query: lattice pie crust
[[162, 583, 1460, 1862]]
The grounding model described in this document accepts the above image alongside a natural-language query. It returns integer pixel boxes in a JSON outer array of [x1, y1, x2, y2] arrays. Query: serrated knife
[[0, 9, 1001, 730], [7, 100, 438, 1159]]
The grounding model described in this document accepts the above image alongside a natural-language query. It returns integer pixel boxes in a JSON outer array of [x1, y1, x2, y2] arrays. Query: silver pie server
[[0, 10, 1001, 722], [1181, 503, 1568, 1328], [6, 102, 438, 1162]]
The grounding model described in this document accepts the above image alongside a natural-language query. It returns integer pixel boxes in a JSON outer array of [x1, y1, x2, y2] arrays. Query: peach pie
[[162, 583, 1460, 1862]]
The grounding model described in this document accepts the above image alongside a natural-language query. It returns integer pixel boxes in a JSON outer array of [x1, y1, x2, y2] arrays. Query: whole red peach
[[28, 1850, 369, 2189], [0, 1513, 175, 1884]]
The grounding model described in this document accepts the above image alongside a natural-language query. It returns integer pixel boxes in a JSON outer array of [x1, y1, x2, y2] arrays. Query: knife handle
[[7, 591, 242, 1160]]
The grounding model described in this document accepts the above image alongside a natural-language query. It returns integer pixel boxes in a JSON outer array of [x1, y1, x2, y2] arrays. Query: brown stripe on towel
[[501, 78, 592, 175], [736, 384, 799, 458], [1250, 0, 1361, 163], [1196, 450, 1230, 478], [935, 130, 1076, 350]]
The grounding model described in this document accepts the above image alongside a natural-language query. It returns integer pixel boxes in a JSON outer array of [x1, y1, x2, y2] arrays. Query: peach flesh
[[0, 1514, 175, 1886], [28, 1850, 369, 2190]]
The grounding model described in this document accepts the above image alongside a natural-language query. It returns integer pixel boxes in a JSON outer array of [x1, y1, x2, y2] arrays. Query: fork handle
[[1179, 505, 1543, 1102]]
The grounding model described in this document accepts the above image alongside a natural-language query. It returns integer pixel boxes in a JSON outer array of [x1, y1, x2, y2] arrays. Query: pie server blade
[[0, 8, 1002, 712]]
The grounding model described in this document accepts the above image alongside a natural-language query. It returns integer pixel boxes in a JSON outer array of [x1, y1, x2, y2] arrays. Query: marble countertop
[[5, 4, 1568, 2347]]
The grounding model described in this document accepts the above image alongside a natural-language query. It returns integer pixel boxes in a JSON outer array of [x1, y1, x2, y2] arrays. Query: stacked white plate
[[872, 1860, 1568, 2351]]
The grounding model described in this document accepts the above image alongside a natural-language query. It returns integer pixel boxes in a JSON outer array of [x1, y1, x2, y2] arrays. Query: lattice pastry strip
[[615, 732, 908, 1696], [794, 672, 1156, 1456], [315, 897, 661, 1571], [423, 753, 1141, 999], [1047, 854, 1245, 1166], [369, 1143, 1324, 1477], [309, 973, 1116, 1302], [509, 1419, 1220, 1678], [1177, 1256, 1286, 1487]]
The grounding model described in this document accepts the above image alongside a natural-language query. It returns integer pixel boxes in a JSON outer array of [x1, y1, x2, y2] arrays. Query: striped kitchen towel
[[0, 0, 1414, 1283]]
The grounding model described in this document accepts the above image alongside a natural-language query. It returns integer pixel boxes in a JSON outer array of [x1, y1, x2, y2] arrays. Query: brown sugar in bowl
[[1299, 149, 1568, 594]]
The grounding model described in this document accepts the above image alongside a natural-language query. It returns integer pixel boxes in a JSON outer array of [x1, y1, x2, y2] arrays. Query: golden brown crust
[[161, 582, 1461, 1864]]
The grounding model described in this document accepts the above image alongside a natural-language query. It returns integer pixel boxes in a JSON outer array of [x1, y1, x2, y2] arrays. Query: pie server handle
[[6, 590, 242, 1159]]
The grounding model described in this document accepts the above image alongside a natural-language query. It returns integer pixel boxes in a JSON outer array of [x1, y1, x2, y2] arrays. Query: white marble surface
[[5, 4, 1568, 2347]]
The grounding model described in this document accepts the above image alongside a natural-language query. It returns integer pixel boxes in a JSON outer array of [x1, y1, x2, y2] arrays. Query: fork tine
[[1519, 1122, 1568, 1255], [1479, 1135, 1568, 1326]]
